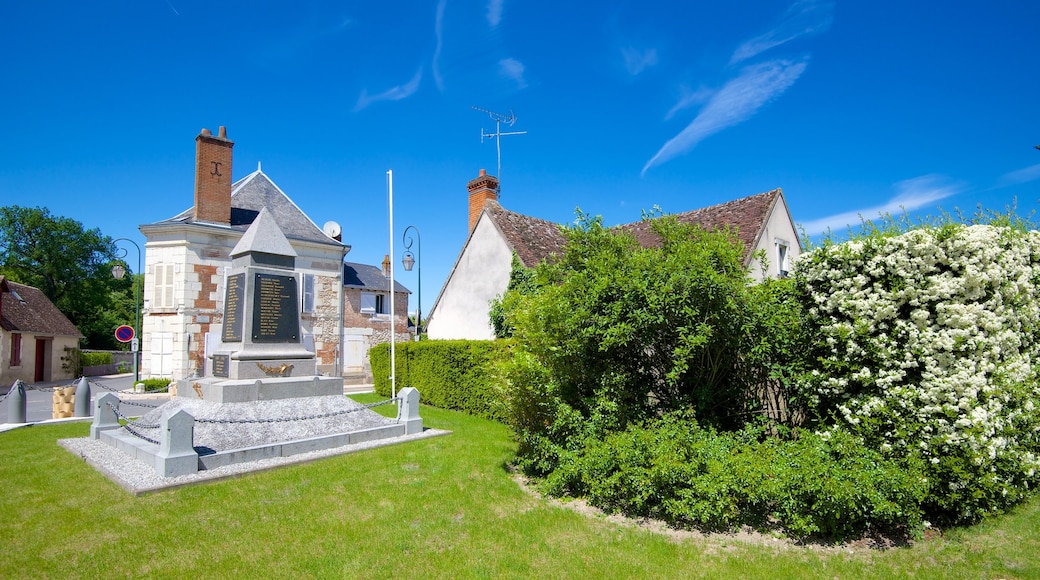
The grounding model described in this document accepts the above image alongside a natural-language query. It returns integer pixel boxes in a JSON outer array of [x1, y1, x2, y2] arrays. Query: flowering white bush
[[795, 223, 1040, 523]]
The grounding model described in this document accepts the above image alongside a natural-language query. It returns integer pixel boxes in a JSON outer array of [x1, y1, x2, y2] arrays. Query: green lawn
[[1, 396, 1038, 579]]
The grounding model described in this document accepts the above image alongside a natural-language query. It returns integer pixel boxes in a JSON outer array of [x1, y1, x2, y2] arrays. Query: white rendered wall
[[746, 195, 801, 282], [425, 215, 514, 340]]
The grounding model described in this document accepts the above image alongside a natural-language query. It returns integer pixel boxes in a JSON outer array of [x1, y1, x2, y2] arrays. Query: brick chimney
[[193, 126, 234, 224], [467, 168, 499, 232], [381, 254, 391, 278]]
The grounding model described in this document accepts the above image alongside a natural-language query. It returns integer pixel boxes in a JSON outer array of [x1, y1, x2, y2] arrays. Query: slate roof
[[484, 200, 567, 267], [620, 188, 783, 263], [343, 262, 411, 294], [0, 277, 82, 338], [151, 169, 343, 247]]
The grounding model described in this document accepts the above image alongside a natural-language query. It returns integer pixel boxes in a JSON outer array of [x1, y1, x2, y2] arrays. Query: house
[[425, 169, 801, 340], [0, 276, 83, 383], [341, 256, 412, 382], [138, 126, 409, 381]]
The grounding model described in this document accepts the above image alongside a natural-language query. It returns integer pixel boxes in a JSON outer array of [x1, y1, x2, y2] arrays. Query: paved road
[[1, 374, 163, 424]]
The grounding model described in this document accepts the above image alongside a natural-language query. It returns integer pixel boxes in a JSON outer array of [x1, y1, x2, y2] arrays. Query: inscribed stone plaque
[[251, 273, 299, 342], [211, 354, 229, 378], [222, 273, 245, 342]]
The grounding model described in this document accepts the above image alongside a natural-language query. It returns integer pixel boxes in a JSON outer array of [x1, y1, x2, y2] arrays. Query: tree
[[0, 206, 125, 348]]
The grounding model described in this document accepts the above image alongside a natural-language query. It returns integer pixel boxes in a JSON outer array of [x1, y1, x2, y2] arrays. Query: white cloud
[[730, 0, 834, 64], [498, 57, 527, 89], [353, 67, 423, 112], [433, 0, 446, 91], [622, 46, 658, 76], [642, 59, 807, 175], [995, 163, 1040, 188], [664, 85, 714, 121], [799, 175, 962, 235], [487, 0, 504, 27]]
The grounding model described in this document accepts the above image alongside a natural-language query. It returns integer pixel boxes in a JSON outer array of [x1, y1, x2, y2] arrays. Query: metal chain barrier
[[106, 402, 161, 445], [194, 397, 400, 425], [87, 378, 161, 408], [107, 402, 160, 429]]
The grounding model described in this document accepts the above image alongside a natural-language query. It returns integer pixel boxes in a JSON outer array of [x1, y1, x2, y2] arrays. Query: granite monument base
[[176, 375, 342, 404]]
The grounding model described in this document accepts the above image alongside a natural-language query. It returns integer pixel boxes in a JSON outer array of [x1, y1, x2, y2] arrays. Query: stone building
[[138, 127, 349, 380], [341, 256, 412, 383], [0, 276, 83, 383]]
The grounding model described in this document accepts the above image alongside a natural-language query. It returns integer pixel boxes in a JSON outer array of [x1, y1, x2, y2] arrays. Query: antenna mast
[[471, 106, 527, 188]]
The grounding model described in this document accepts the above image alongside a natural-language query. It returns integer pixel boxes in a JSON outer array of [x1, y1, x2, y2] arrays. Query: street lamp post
[[402, 225, 421, 340], [112, 238, 142, 385]]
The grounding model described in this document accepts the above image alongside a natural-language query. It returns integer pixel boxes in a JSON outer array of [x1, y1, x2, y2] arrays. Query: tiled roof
[[152, 170, 342, 247], [620, 189, 781, 262], [484, 189, 781, 267], [343, 262, 411, 294], [0, 277, 82, 338], [484, 200, 567, 267]]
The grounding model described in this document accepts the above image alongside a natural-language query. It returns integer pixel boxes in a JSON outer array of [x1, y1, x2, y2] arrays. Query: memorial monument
[[177, 208, 342, 403]]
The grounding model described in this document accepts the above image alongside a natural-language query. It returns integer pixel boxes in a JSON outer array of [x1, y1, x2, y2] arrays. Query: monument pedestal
[[176, 375, 343, 404]]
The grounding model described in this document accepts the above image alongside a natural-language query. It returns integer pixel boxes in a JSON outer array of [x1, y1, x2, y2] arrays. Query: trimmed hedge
[[370, 340, 511, 423], [80, 352, 113, 367]]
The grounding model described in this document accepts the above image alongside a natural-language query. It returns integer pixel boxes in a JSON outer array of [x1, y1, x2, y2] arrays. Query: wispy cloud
[[165, 0, 179, 16], [621, 46, 658, 76], [499, 57, 527, 89], [353, 67, 423, 112], [799, 175, 962, 235], [487, 0, 504, 27], [664, 84, 714, 121], [642, 59, 807, 175], [994, 163, 1040, 188], [433, 0, 447, 91], [730, 0, 834, 64]]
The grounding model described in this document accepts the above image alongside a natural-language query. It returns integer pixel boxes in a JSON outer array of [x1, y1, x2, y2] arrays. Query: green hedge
[[80, 352, 113, 367], [370, 340, 511, 423]]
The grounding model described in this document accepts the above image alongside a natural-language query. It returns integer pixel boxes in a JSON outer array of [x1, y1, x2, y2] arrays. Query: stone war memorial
[[64, 210, 435, 493], [188, 206, 341, 401]]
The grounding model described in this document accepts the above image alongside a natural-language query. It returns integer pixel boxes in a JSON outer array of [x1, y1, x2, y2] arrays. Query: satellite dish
[[323, 221, 342, 240]]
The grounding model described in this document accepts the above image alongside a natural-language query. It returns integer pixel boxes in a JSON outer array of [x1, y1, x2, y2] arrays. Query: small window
[[360, 292, 376, 315], [301, 274, 315, 314], [10, 333, 21, 366], [776, 241, 791, 278], [375, 294, 386, 315]]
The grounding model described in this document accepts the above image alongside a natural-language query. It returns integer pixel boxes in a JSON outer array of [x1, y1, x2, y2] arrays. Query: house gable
[[426, 171, 801, 340]]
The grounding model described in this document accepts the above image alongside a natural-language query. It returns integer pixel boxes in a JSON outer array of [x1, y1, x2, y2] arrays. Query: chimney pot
[[218, 126, 227, 139], [200, 128, 212, 136]]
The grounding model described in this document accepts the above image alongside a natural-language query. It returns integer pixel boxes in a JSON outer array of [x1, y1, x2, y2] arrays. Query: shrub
[[795, 222, 1040, 524], [140, 378, 170, 392], [80, 352, 113, 367], [550, 412, 926, 539], [370, 340, 511, 423], [501, 210, 812, 478]]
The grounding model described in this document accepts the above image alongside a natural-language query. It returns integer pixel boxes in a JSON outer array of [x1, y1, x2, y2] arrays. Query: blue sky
[[1, 1, 1038, 316]]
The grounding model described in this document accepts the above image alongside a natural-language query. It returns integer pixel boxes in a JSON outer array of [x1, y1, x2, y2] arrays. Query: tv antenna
[[472, 106, 527, 186]]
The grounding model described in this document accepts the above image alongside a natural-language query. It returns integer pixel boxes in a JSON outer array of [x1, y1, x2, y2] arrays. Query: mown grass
[[0, 395, 1038, 578]]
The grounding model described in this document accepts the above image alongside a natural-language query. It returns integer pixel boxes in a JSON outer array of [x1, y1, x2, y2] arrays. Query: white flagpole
[[387, 169, 396, 399]]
